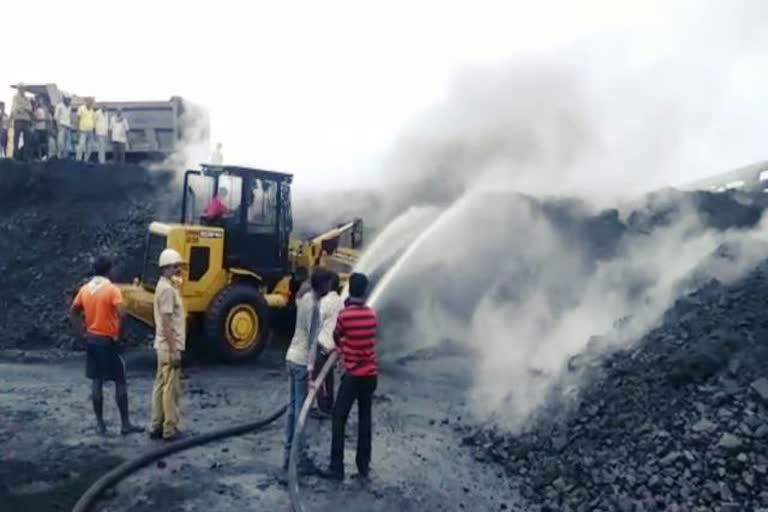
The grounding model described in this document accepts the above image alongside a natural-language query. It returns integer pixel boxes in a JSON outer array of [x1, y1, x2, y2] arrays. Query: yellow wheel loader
[[118, 165, 363, 362]]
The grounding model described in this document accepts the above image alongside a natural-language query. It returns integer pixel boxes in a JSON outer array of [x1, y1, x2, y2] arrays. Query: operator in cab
[[203, 186, 229, 221]]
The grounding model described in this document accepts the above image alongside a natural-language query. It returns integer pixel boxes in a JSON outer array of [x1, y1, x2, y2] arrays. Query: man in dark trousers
[[70, 256, 143, 435], [323, 272, 378, 480], [311, 270, 342, 417]]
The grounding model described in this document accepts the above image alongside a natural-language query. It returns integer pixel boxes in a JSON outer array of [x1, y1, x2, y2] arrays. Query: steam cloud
[[336, 1, 768, 432], [151, 99, 212, 183]]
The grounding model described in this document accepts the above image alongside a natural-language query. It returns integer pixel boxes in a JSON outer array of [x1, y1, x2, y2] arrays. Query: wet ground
[[0, 344, 522, 512]]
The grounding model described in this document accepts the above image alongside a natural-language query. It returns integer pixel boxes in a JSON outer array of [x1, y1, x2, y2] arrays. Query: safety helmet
[[158, 248, 184, 268]]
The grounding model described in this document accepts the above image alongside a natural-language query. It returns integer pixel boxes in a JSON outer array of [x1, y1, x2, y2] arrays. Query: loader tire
[[206, 284, 270, 362]]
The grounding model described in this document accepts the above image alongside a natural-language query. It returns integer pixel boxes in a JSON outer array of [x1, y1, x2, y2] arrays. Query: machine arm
[[289, 218, 363, 274]]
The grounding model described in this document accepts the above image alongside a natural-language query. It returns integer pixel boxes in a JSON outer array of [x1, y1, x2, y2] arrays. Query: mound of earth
[[0, 160, 175, 349], [464, 263, 768, 511], [2, 156, 767, 363], [377, 188, 768, 356]]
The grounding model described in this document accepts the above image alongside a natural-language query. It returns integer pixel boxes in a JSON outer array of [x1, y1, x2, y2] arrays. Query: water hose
[[71, 405, 286, 512], [287, 351, 339, 512], [71, 355, 338, 512]]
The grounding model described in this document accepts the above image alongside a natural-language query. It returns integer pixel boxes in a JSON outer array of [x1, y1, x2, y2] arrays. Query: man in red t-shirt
[[70, 256, 143, 436], [203, 186, 229, 220], [322, 272, 378, 481]]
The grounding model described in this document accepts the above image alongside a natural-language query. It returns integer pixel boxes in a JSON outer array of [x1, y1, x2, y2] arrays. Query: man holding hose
[[285, 269, 330, 472], [310, 270, 343, 417], [322, 272, 378, 481]]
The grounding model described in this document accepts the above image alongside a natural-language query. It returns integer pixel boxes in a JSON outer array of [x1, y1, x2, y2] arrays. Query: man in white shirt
[[94, 107, 109, 164], [311, 271, 343, 416], [284, 269, 330, 472], [32, 98, 51, 160], [11, 86, 32, 161], [54, 97, 72, 159], [110, 110, 130, 164]]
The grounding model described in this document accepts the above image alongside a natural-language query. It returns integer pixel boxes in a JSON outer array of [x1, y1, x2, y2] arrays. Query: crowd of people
[[0, 85, 130, 164], [70, 253, 379, 481]]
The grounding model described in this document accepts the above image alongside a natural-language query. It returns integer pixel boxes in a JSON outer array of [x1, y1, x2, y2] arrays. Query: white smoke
[[151, 99, 211, 182], [354, 1, 768, 431]]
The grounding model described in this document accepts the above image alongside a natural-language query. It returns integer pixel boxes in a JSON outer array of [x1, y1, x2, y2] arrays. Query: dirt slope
[[0, 160, 175, 349], [466, 264, 768, 511]]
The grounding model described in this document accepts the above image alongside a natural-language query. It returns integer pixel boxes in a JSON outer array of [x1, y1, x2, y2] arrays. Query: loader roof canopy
[[199, 164, 293, 183]]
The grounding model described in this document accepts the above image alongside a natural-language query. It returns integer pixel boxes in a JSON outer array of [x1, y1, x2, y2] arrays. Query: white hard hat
[[158, 248, 184, 268]]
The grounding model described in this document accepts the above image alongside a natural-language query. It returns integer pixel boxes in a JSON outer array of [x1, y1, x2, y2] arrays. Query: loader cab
[[181, 165, 294, 277]]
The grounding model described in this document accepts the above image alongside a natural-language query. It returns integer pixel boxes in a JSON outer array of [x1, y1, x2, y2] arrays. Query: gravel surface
[[0, 345, 521, 512]]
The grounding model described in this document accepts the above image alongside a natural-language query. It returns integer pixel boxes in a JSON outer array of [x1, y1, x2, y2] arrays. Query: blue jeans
[[77, 131, 96, 162], [57, 126, 71, 158], [285, 360, 308, 460], [96, 134, 108, 164]]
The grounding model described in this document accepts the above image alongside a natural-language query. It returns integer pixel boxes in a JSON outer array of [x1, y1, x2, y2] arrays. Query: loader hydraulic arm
[[309, 218, 363, 247], [289, 218, 363, 273]]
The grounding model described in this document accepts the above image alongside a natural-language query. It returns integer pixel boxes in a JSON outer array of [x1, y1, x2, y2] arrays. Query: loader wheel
[[206, 284, 270, 362]]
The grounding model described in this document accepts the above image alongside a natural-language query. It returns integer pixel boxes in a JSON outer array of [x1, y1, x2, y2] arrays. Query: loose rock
[[718, 433, 744, 452], [751, 378, 768, 404]]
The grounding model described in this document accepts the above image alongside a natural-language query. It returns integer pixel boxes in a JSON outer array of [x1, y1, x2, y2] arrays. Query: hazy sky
[[3, 1, 767, 191]]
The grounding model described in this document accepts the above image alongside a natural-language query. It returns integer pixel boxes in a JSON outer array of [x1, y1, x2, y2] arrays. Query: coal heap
[[4, 158, 768, 509], [436, 189, 768, 512], [0, 160, 174, 349], [464, 265, 768, 510]]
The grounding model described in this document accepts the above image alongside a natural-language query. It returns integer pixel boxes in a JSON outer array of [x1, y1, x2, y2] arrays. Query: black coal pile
[[377, 188, 766, 360], [0, 160, 175, 349], [627, 188, 767, 234], [463, 262, 768, 511]]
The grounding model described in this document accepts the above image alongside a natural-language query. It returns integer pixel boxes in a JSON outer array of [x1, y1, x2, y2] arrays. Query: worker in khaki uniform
[[149, 248, 186, 441]]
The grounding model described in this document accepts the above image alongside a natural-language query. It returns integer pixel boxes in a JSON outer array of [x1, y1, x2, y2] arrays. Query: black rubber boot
[[319, 468, 344, 481], [121, 424, 145, 436]]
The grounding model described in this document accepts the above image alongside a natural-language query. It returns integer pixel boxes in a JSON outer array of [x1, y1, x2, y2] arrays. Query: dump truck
[[7, 83, 208, 161], [118, 165, 363, 362]]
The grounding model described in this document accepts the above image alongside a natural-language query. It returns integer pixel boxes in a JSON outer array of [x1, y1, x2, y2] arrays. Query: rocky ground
[[463, 263, 768, 512], [0, 343, 520, 512]]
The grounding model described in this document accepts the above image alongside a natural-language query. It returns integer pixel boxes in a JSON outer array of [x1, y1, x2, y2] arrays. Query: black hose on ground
[[71, 405, 287, 512], [71, 354, 337, 512], [287, 352, 339, 512]]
